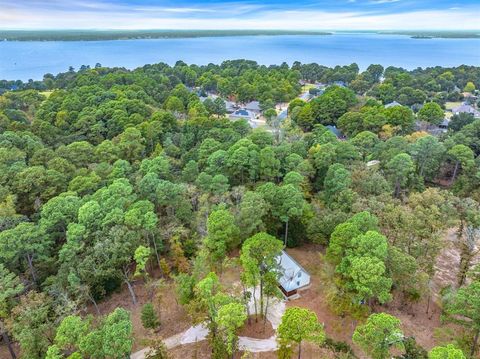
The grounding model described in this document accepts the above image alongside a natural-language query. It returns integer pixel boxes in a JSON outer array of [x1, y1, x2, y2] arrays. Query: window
[[297, 272, 302, 278]]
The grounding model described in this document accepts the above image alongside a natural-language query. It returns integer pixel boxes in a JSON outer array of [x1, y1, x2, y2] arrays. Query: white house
[[277, 250, 311, 299]]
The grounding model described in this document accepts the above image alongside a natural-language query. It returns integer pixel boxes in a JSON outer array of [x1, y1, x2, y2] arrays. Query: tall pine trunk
[[260, 278, 264, 320], [122, 268, 137, 305], [284, 218, 289, 247], [451, 161, 460, 184], [471, 329, 479, 358], [0, 320, 16, 359], [26, 253, 37, 285], [252, 286, 258, 322], [242, 284, 251, 325]]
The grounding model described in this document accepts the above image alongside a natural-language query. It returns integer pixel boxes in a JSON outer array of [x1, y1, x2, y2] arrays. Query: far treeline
[[0, 30, 332, 41], [0, 59, 480, 359]]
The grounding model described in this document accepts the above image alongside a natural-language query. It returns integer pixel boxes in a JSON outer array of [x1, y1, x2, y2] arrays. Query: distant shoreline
[[0, 30, 332, 42], [377, 30, 480, 39], [1, 29, 479, 42]]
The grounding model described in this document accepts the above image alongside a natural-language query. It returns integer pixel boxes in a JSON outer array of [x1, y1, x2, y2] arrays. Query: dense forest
[[1, 59, 480, 359]]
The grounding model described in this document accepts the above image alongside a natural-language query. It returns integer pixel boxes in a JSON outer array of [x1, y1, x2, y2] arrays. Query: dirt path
[[130, 292, 285, 358]]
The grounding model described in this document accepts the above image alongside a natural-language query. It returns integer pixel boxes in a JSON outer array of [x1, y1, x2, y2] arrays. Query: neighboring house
[[277, 109, 288, 121], [225, 100, 237, 113], [277, 250, 311, 299], [333, 81, 346, 88], [326, 125, 346, 139], [200, 95, 238, 114], [384, 101, 402, 109], [366, 160, 381, 168], [229, 108, 256, 121], [245, 101, 261, 113], [439, 118, 450, 129], [299, 91, 313, 102], [451, 104, 480, 118]]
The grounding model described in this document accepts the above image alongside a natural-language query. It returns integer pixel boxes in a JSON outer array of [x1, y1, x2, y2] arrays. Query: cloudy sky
[[1, 0, 479, 30]]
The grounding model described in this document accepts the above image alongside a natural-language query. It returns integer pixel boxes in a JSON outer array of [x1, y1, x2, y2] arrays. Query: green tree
[[102, 308, 133, 358], [54, 315, 89, 353], [204, 209, 240, 268], [444, 280, 480, 356], [0, 222, 50, 285], [447, 144, 475, 184], [323, 163, 354, 211], [6, 291, 54, 359], [259, 146, 281, 181], [339, 231, 392, 304], [386, 153, 415, 198], [327, 211, 379, 265], [353, 313, 404, 359], [409, 135, 445, 180], [418, 102, 444, 126], [134, 245, 151, 278], [141, 303, 160, 330], [240, 232, 283, 321], [428, 344, 466, 359], [463, 82, 475, 93], [217, 302, 247, 357], [238, 191, 269, 240], [277, 307, 326, 359], [0, 264, 24, 359], [277, 184, 306, 246]]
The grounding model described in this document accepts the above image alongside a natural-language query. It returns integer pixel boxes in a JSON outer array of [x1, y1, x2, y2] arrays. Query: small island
[[378, 30, 480, 39]]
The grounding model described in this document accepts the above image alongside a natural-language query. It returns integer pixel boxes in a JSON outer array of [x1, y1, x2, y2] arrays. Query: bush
[[141, 303, 160, 329], [323, 337, 355, 356]]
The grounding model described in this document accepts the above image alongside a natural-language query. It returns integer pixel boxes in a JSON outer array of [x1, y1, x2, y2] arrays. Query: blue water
[[0, 33, 479, 81]]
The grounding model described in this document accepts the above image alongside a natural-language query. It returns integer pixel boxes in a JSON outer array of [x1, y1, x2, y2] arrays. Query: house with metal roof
[[452, 104, 480, 118], [277, 250, 311, 299], [244, 101, 261, 113], [229, 108, 255, 120], [385, 101, 402, 109], [326, 125, 345, 139]]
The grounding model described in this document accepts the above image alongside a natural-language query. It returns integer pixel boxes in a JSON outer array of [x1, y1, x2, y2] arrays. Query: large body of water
[[1, 33, 479, 81]]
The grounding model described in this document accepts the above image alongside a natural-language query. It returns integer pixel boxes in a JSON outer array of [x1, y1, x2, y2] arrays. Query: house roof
[[245, 101, 261, 112], [385, 101, 402, 108], [452, 104, 480, 117], [326, 125, 344, 138], [277, 250, 310, 292], [230, 108, 255, 119]]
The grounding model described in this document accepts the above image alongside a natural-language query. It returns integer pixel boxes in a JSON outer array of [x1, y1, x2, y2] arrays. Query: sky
[[1, 0, 479, 30]]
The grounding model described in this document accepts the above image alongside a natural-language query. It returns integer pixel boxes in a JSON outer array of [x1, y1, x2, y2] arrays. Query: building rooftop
[[245, 101, 261, 112], [277, 250, 310, 293], [385, 101, 402, 108], [326, 125, 344, 139], [452, 104, 480, 117]]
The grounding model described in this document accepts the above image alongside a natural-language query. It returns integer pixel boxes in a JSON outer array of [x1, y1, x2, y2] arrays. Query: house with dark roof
[[244, 101, 261, 113], [452, 104, 480, 118], [229, 108, 255, 120]]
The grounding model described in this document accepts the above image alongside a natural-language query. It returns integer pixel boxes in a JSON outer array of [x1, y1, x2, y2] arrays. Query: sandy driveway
[[130, 291, 285, 358]]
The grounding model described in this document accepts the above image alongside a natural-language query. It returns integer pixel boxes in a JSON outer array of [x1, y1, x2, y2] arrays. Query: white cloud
[[0, 3, 479, 30], [369, 0, 401, 4]]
